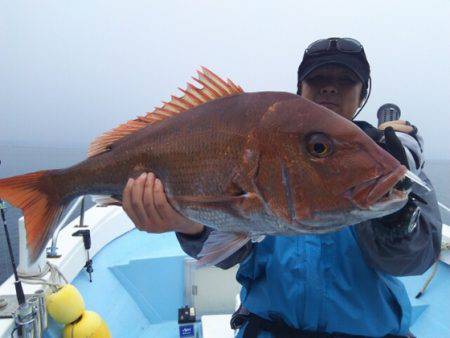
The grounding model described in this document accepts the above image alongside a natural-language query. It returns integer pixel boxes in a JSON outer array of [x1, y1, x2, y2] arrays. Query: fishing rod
[[0, 158, 42, 337], [1, 199, 44, 337], [0, 159, 25, 307], [0, 199, 25, 306]]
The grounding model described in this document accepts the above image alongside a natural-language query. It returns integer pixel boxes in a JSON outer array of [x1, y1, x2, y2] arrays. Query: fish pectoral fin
[[174, 192, 264, 219], [91, 195, 122, 207], [196, 231, 250, 267]]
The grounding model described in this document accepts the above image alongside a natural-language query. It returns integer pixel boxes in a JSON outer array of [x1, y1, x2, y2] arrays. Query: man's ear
[[297, 82, 302, 95], [358, 88, 366, 107], [358, 97, 364, 107]]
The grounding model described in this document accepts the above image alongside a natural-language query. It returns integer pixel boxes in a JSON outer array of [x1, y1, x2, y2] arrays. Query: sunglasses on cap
[[306, 37, 363, 56]]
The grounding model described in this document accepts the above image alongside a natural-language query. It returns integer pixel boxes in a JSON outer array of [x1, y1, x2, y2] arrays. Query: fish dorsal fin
[[87, 67, 244, 157]]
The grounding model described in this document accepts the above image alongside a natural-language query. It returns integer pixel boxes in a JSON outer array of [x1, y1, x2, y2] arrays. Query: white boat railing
[[439, 202, 450, 214]]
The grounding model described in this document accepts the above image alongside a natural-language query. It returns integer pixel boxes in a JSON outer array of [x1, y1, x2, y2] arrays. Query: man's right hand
[[122, 172, 205, 236]]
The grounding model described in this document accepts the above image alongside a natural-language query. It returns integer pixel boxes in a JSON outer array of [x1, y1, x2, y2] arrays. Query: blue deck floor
[[400, 266, 450, 337], [44, 230, 186, 338], [44, 229, 450, 338]]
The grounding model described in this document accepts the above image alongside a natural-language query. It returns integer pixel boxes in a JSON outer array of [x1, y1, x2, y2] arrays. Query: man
[[122, 37, 442, 337]]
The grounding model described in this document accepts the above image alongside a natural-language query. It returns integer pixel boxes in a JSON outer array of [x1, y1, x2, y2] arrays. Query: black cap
[[297, 37, 371, 92]]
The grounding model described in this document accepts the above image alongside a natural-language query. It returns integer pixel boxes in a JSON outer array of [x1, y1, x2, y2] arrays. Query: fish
[[0, 67, 411, 265]]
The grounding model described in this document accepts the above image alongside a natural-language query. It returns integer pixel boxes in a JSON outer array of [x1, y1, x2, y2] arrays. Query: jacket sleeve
[[355, 172, 442, 276], [175, 227, 254, 269]]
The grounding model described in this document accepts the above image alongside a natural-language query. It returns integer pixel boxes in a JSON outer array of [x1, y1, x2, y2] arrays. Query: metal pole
[[47, 196, 84, 257]]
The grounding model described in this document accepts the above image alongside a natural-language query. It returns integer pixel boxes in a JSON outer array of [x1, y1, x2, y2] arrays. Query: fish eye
[[306, 133, 333, 158]]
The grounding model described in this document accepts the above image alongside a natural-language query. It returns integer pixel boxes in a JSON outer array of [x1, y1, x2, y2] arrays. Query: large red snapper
[[0, 68, 408, 265]]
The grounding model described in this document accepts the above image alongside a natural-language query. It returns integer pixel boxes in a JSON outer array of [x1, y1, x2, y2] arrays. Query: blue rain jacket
[[236, 228, 411, 337]]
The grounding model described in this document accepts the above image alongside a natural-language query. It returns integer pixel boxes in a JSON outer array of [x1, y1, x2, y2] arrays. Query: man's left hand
[[378, 120, 415, 135]]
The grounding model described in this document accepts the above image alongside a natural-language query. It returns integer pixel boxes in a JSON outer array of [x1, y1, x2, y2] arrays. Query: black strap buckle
[[230, 304, 250, 330]]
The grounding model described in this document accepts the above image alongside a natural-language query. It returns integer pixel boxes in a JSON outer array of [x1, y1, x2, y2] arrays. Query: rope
[[415, 241, 450, 298], [18, 261, 68, 292]]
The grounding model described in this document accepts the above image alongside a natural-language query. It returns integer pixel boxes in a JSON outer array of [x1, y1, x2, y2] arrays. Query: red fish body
[[0, 68, 408, 264]]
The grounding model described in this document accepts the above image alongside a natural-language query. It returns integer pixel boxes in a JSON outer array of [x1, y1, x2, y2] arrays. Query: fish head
[[253, 96, 408, 233]]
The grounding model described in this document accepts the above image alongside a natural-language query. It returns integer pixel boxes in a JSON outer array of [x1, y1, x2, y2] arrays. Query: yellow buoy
[[46, 284, 85, 324], [63, 310, 111, 338]]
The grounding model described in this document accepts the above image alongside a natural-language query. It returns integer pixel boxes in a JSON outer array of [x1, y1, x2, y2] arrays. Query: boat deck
[[44, 230, 186, 338], [41, 227, 450, 338]]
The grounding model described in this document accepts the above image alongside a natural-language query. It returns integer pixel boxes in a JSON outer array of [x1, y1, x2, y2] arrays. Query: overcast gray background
[[1, 0, 449, 159]]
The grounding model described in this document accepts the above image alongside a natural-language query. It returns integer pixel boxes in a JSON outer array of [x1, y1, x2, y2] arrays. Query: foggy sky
[[1, 0, 449, 159]]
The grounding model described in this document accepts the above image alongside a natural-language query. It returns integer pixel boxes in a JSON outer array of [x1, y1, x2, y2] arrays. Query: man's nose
[[320, 85, 338, 95]]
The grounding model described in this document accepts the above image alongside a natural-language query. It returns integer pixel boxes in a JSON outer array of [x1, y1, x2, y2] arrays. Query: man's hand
[[379, 119, 423, 172], [122, 172, 205, 235], [378, 119, 416, 135]]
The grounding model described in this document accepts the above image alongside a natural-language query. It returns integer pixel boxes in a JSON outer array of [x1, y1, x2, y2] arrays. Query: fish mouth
[[344, 165, 408, 209]]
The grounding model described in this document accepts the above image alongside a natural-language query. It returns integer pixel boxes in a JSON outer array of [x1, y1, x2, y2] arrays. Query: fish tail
[[0, 170, 70, 262]]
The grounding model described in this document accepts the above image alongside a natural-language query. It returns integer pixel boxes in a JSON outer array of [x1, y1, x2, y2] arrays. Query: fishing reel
[[377, 103, 401, 126]]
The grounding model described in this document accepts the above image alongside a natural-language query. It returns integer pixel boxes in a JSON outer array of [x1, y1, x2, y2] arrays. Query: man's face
[[300, 64, 363, 120]]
